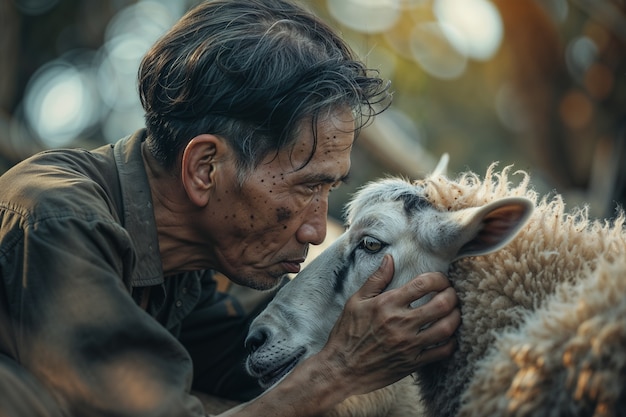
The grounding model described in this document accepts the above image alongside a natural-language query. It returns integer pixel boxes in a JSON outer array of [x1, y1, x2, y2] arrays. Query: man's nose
[[296, 199, 328, 245]]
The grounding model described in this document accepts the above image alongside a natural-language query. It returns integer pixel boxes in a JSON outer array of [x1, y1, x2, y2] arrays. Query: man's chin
[[230, 272, 289, 291]]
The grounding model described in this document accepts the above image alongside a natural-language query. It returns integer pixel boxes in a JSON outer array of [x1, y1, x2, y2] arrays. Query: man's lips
[[281, 259, 304, 274]]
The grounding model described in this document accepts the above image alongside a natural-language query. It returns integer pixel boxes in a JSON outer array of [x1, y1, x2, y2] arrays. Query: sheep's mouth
[[258, 347, 306, 389]]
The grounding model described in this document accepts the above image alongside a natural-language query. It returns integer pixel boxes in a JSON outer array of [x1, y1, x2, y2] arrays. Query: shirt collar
[[113, 130, 164, 287]]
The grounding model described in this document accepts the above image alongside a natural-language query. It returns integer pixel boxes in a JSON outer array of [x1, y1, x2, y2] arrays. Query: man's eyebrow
[[304, 172, 351, 185]]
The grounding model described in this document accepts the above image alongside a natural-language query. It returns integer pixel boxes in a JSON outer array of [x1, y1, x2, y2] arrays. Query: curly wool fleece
[[413, 164, 626, 417]]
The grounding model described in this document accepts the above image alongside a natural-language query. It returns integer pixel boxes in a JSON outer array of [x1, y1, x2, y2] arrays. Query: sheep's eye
[[358, 236, 384, 254]]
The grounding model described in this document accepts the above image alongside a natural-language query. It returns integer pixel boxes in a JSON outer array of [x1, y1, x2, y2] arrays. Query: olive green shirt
[[0, 130, 262, 416]]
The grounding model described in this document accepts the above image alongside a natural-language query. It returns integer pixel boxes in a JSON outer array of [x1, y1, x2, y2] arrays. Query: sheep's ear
[[431, 153, 450, 177], [451, 197, 533, 261]]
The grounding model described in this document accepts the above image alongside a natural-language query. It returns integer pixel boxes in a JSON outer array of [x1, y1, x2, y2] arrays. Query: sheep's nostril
[[245, 327, 269, 354]]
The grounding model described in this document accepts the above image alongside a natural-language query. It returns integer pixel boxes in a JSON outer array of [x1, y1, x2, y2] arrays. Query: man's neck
[[141, 142, 217, 276]]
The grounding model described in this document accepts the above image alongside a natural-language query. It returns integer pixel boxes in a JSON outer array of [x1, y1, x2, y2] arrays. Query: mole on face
[[276, 207, 292, 223]]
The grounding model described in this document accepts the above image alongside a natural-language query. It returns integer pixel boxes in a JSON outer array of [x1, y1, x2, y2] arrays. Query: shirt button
[[175, 300, 183, 308], [182, 287, 188, 294]]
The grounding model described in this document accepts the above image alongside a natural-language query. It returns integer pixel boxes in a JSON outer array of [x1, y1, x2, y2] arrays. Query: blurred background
[[1, 0, 625, 222]]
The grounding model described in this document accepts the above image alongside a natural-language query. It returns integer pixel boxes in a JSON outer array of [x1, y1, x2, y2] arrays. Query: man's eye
[[357, 236, 385, 253]]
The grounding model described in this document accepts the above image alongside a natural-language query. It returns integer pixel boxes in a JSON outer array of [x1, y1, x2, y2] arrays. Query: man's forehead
[[280, 114, 354, 168]]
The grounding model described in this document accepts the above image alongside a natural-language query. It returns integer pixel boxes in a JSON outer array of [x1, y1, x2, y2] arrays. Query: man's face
[[208, 109, 354, 290]]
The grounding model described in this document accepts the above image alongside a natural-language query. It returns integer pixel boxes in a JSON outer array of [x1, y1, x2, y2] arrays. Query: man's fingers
[[394, 272, 454, 307], [410, 286, 458, 323], [412, 337, 457, 367], [415, 306, 461, 346], [355, 254, 394, 299]]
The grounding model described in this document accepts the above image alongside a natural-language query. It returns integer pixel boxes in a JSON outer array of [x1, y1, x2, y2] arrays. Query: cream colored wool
[[324, 377, 425, 417], [414, 164, 626, 417]]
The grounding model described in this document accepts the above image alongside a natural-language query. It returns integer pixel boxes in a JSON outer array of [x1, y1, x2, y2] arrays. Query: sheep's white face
[[245, 178, 532, 389]]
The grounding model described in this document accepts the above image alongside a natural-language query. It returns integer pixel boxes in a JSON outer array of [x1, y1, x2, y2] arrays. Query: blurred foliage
[[0, 0, 624, 219], [303, 0, 626, 218]]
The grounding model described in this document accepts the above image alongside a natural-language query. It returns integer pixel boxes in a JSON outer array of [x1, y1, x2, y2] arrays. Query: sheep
[[414, 164, 626, 416], [244, 162, 626, 417]]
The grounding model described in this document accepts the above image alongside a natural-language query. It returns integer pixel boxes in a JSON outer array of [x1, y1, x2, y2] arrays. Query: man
[[0, 1, 460, 416]]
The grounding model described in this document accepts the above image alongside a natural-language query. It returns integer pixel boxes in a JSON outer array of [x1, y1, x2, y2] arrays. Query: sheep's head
[[245, 175, 533, 389]]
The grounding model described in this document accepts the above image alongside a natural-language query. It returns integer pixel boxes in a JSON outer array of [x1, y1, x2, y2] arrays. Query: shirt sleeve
[[1, 212, 206, 417]]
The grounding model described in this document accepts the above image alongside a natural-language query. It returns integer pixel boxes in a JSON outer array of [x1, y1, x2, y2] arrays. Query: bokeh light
[[410, 22, 467, 79], [433, 0, 503, 61], [584, 63, 614, 100], [565, 36, 598, 80], [23, 59, 100, 148], [559, 89, 593, 130], [17, 0, 181, 147], [97, 0, 179, 142], [3, 0, 626, 219], [326, 0, 401, 33]]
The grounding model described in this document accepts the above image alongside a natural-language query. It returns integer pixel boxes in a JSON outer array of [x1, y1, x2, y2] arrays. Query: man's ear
[[180, 134, 225, 207]]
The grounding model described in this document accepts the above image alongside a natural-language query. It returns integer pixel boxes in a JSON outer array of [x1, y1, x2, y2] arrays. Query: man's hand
[[320, 254, 460, 396], [217, 255, 460, 417]]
